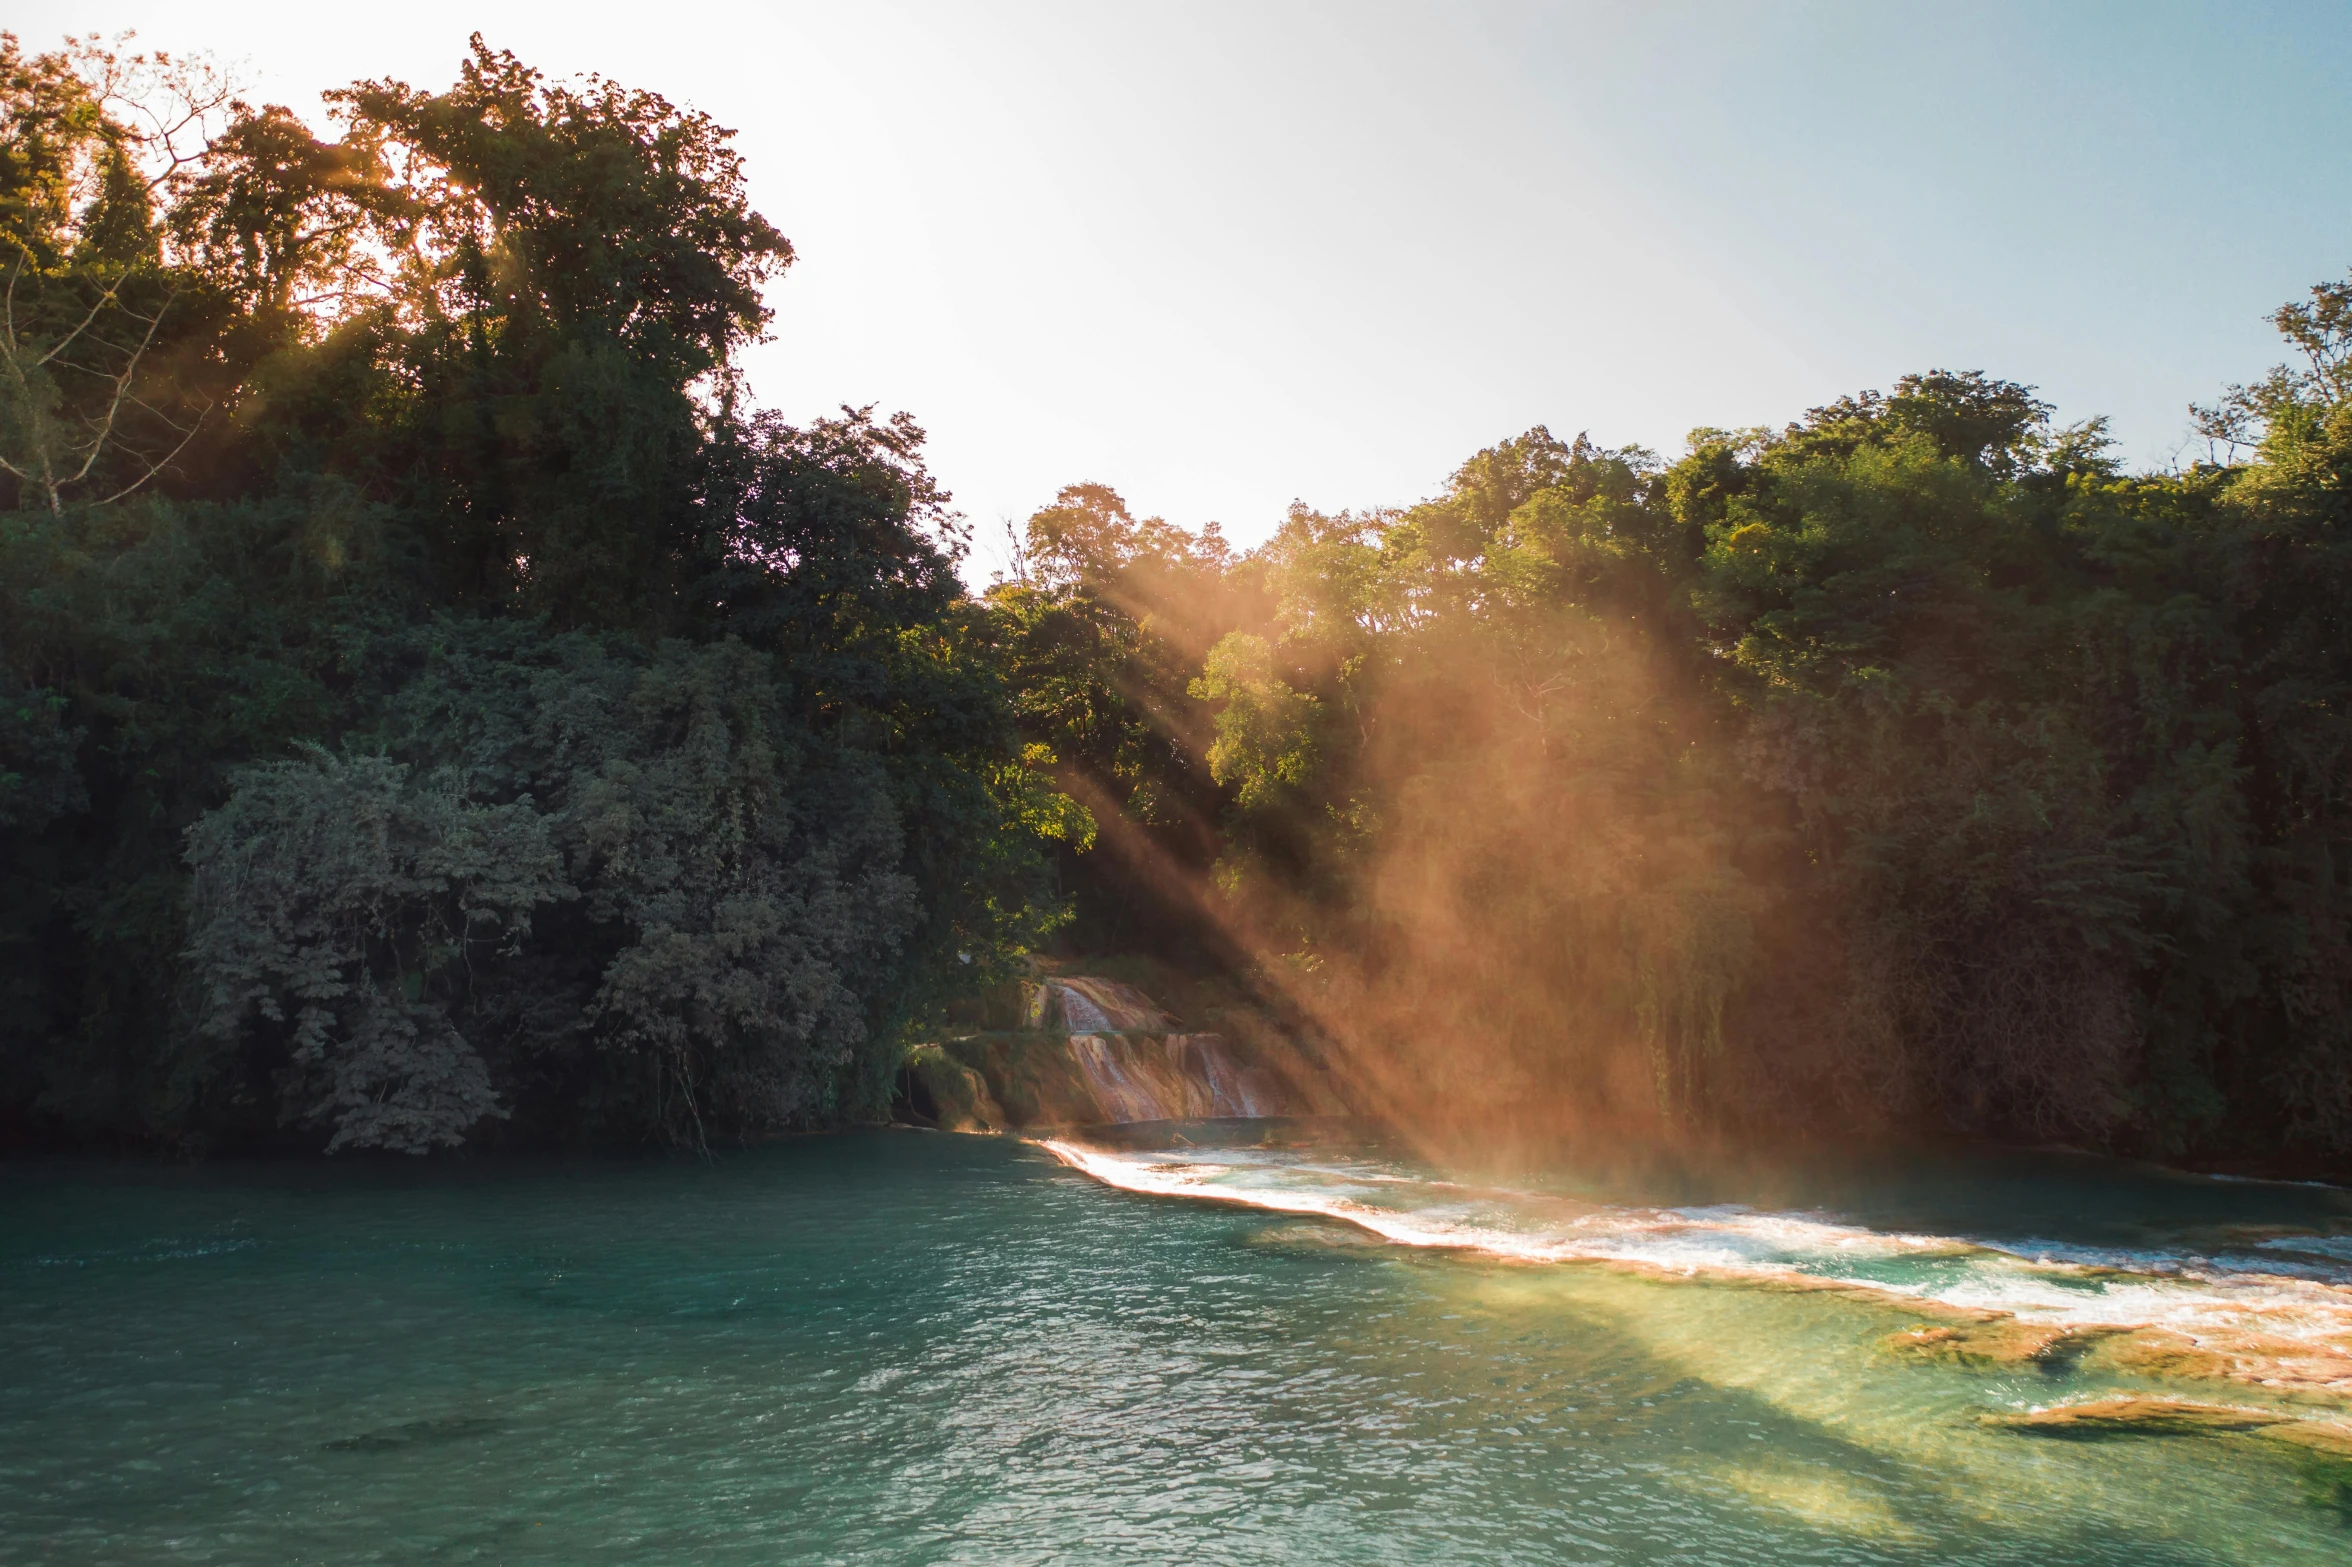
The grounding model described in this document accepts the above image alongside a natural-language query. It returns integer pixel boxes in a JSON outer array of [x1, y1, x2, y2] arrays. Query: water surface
[[4, 1129, 2349, 1563]]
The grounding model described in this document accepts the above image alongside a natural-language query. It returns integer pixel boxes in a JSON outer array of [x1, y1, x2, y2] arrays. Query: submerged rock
[[325, 1415, 506, 1452], [1883, 1320, 2112, 1371], [1979, 1392, 2352, 1515], [1980, 1396, 2291, 1438], [1978, 1396, 2352, 1516], [1237, 1220, 1392, 1252], [2262, 1419, 2352, 1459], [1878, 1303, 2352, 1401], [901, 1044, 1007, 1133]]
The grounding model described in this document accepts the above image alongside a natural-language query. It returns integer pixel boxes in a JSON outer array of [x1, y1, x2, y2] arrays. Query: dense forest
[[0, 35, 1083, 1153], [7, 37, 2352, 1172]]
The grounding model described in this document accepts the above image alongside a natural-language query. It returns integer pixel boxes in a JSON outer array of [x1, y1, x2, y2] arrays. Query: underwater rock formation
[[1981, 1397, 2293, 1437], [1978, 1397, 2352, 1496]]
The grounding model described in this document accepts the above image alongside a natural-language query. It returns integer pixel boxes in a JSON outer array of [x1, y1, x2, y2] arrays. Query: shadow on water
[[1230, 1204, 2309, 1563]]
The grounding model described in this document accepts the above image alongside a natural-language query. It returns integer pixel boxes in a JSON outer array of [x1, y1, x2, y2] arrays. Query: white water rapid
[[1041, 1139, 2352, 1397]]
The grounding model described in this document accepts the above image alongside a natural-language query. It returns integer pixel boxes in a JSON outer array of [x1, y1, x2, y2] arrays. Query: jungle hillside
[[7, 35, 2352, 1175]]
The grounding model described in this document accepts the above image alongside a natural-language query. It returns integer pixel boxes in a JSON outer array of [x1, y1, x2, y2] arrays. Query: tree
[[185, 748, 563, 1152], [0, 34, 228, 513], [0, 39, 1071, 1153]]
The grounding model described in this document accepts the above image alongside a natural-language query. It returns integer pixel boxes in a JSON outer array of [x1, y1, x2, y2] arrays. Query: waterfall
[[1063, 1029, 1284, 1123], [1065, 1035, 1170, 1122], [1059, 991, 1115, 1034], [1187, 1035, 1278, 1116], [911, 973, 1331, 1131], [1041, 974, 1274, 1121], [1036, 977, 1168, 1032]]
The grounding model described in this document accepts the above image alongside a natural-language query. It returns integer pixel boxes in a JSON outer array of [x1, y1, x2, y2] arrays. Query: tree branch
[[86, 400, 209, 508], [60, 287, 175, 486]]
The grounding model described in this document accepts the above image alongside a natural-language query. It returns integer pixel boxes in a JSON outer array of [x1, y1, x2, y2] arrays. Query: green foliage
[[380, 628, 926, 1140], [1190, 633, 1317, 811], [11, 25, 2352, 1174], [0, 36, 219, 515], [0, 683, 81, 832], [993, 321, 2352, 1170], [175, 631, 930, 1149], [0, 38, 1071, 1153], [981, 483, 1242, 958], [185, 748, 562, 1152]]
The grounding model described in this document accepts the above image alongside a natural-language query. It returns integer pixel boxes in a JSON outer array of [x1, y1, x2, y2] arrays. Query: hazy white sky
[[21, 2, 2352, 574]]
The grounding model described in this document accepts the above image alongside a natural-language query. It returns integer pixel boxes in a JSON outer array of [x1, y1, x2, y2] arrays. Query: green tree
[[0, 38, 1071, 1152]]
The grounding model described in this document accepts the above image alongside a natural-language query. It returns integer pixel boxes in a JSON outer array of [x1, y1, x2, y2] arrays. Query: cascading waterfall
[[1058, 990, 1117, 1034], [1040, 977, 1169, 1033], [1179, 1033, 1274, 1117], [1063, 1034, 1165, 1123], [904, 976, 1322, 1131], [1064, 1032, 1276, 1122], [1043, 977, 1289, 1123]]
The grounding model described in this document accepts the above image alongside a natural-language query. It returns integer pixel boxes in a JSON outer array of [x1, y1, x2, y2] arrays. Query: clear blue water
[[4, 1128, 2349, 1563]]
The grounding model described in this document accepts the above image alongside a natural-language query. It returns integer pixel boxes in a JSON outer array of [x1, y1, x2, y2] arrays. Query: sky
[[20, 1, 2352, 577]]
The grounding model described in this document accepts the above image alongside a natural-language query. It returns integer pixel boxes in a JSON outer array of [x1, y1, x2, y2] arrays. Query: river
[[4, 1125, 2348, 1562]]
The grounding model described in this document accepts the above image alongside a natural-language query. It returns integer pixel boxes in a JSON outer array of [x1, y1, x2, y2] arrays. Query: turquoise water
[[4, 1128, 2350, 1563]]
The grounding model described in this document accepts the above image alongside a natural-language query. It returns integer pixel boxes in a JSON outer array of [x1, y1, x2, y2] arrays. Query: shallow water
[[4, 1128, 2350, 1563], [1045, 1133, 2352, 1383]]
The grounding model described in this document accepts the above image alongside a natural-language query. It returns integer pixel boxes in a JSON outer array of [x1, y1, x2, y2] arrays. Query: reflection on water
[[3, 1128, 2349, 1563]]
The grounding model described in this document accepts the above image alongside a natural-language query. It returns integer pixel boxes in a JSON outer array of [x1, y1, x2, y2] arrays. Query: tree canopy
[[1003, 327, 2352, 1171], [0, 33, 1072, 1152]]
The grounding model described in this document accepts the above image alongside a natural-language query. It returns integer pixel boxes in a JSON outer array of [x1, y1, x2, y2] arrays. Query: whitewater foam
[[1039, 1139, 2352, 1392]]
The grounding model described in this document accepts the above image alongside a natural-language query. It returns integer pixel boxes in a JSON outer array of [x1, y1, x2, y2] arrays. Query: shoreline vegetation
[[8, 36, 2352, 1181]]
